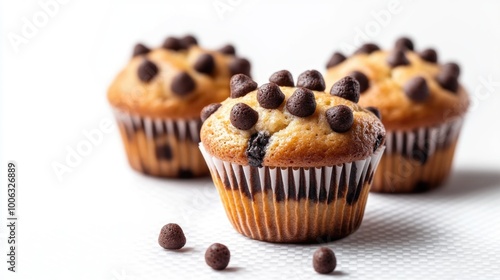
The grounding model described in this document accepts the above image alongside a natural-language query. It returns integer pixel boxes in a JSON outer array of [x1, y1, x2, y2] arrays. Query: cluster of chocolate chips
[[131, 34, 251, 96], [202, 70, 381, 135], [326, 37, 461, 102]]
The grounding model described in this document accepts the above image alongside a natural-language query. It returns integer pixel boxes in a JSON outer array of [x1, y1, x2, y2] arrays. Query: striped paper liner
[[199, 144, 385, 243]]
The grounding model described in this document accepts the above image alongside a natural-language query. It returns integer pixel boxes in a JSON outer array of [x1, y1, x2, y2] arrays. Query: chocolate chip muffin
[[199, 70, 385, 243], [325, 37, 469, 193], [108, 34, 251, 178]]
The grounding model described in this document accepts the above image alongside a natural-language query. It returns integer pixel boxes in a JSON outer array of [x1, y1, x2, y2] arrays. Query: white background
[[1, 0, 500, 279]]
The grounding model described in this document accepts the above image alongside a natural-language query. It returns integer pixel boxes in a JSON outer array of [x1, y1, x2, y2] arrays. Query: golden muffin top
[[325, 37, 469, 130], [108, 35, 251, 119], [200, 70, 386, 168]]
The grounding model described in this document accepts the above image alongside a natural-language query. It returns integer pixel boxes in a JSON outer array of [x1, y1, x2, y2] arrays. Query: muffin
[[108, 34, 252, 178], [199, 70, 386, 243], [325, 37, 469, 193]]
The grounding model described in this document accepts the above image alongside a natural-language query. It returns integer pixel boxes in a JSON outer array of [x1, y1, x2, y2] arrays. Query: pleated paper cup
[[372, 118, 464, 193], [200, 144, 385, 243], [113, 109, 209, 178]]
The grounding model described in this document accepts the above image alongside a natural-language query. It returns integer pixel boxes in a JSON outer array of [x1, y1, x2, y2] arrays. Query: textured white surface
[[2, 0, 500, 279]]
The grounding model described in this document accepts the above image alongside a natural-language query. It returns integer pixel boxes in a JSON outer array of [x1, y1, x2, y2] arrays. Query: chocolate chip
[[137, 59, 159, 83], [387, 49, 410, 68], [230, 74, 257, 98], [326, 105, 354, 133], [179, 169, 194, 178], [330, 76, 360, 103], [180, 35, 198, 48], [286, 88, 317, 117], [436, 71, 458, 93], [313, 247, 336, 274], [162, 37, 182, 51], [366, 106, 381, 120], [374, 133, 384, 152], [218, 44, 236, 55], [297, 70, 326, 91], [230, 103, 258, 130], [395, 37, 414, 51], [132, 43, 151, 57], [171, 72, 196, 96], [326, 52, 346, 68], [348, 71, 369, 93], [246, 132, 270, 167], [257, 83, 285, 109], [194, 53, 215, 75], [404, 76, 430, 102], [418, 48, 438, 63], [442, 62, 460, 78], [354, 43, 380, 55], [155, 144, 173, 160], [205, 243, 230, 270], [158, 223, 186, 250], [201, 103, 222, 122], [229, 57, 251, 76], [269, 70, 294, 87]]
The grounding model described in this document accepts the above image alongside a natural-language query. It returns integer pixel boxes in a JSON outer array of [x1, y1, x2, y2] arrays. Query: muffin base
[[371, 118, 463, 193], [200, 145, 384, 243], [114, 110, 209, 178]]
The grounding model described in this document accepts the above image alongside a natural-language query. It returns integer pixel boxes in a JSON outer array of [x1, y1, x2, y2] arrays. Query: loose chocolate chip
[[366, 106, 381, 120], [313, 247, 336, 274], [348, 71, 369, 93], [418, 48, 438, 63], [330, 76, 360, 103], [269, 70, 294, 87], [230, 74, 257, 98], [326, 105, 354, 133], [326, 52, 346, 68], [286, 88, 317, 117], [404, 76, 430, 102], [257, 83, 285, 109], [200, 103, 222, 122], [162, 37, 182, 51], [442, 62, 460, 78], [137, 59, 159, 83], [205, 243, 230, 270], [132, 43, 151, 57], [387, 49, 410, 68], [395, 37, 414, 51], [246, 132, 270, 167], [218, 44, 236, 55], [158, 223, 186, 250], [171, 72, 196, 96], [194, 53, 215, 75], [297, 70, 326, 91], [230, 103, 258, 130], [354, 43, 380, 55], [180, 35, 198, 48], [229, 57, 251, 76], [436, 71, 459, 92]]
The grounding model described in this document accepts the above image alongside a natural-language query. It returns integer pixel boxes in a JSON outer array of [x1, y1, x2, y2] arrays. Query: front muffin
[[108, 34, 252, 178], [200, 70, 385, 243], [325, 38, 469, 193]]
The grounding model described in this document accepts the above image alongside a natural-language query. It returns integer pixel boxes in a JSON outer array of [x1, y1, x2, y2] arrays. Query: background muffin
[[108, 34, 252, 178], [200, 70, 385, 243], [325, 37, 469, 193]]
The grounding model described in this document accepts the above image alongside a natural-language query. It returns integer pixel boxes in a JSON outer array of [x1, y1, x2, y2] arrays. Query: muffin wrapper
[[372, 117, 464, 193], [113, 109, 208, 178], [199, 144, 384, 243]]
